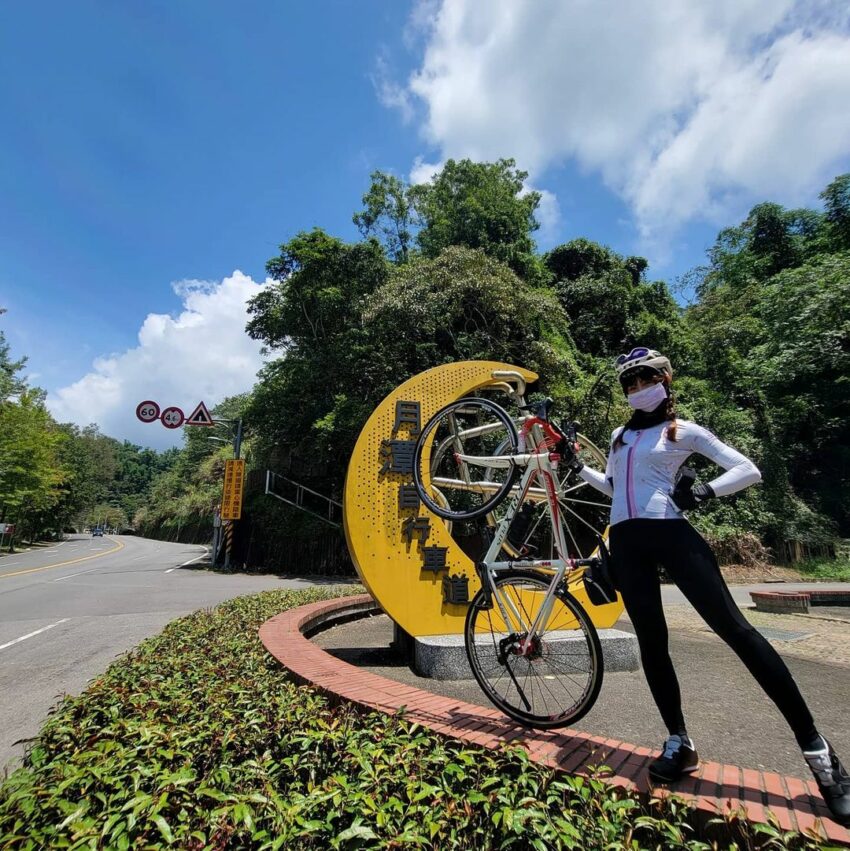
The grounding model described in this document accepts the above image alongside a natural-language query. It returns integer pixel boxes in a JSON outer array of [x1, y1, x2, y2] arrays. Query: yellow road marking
[[0, 538, 125, 580]]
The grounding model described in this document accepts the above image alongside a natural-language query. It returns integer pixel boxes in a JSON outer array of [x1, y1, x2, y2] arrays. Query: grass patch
[[0, 587, 825, 849], [793, 557, 850, 582]]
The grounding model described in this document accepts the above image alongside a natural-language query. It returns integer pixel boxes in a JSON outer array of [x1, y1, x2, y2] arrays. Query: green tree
[[363, 245, 571, 381], [544, 238, 690, 365], [353, 171, 416, 262], [820, 173, 850, 251], [0, 389, 67, 538], [0, 318, 27, 402], [410, 158, 544, 282], [750, 252, 850, 535]]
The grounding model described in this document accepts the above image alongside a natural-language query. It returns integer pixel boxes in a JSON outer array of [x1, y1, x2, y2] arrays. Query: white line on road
[[54, 569, 97, 582], [165, 549, 208, 573], [0, 619, 70, 651]]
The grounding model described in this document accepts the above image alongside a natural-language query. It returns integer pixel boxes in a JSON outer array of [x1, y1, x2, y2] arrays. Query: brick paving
[[260, 594, 850, 846], [656, 603, 850, 668]]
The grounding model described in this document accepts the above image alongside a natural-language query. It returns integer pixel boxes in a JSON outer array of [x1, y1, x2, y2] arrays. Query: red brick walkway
[[259, 594, 849, 846]]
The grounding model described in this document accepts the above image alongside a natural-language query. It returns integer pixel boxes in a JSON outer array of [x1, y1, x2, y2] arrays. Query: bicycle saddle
[[518, 397, 555, 420]]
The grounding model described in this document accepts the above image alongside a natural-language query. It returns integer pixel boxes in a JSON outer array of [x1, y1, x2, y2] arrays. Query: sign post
[[133, 401, 245, 568], [220, 459, 245, 570]]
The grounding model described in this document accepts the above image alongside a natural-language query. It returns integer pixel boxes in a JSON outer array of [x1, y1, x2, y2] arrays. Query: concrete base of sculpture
[[414, 628, 640, 680]]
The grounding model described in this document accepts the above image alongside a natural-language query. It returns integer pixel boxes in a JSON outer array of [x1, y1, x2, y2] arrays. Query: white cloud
[[372, 53, 414, 123], [48, 271, 269, 449], [529, 187, 561, 245], [409, 155, 444, 184], [396, 0, 850, 238]]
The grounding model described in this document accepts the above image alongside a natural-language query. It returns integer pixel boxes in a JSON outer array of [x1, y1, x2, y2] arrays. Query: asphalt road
[[0, 534, 335, 775]]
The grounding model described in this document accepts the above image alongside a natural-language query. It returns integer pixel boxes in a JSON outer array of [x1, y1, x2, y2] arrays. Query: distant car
[[92, 528, 104, 537]]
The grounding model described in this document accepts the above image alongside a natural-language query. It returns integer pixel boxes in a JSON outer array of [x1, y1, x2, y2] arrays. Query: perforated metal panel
[[343, 361, 622, 637]]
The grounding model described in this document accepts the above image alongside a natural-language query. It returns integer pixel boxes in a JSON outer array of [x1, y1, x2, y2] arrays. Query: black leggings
[[609, 519, 817, 748]]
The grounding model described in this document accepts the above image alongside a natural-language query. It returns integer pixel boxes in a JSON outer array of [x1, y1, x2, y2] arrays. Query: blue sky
[[2, 1, 848, 448]]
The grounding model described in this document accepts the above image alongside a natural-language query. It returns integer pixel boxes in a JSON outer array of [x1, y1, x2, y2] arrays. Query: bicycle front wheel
[[464, 571, 603, 729], [414, 397, 519, 521]]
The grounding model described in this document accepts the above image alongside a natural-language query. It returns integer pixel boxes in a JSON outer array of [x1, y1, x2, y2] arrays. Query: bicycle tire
[[413, 397, 519, 521], [464, 570, 603, 729]]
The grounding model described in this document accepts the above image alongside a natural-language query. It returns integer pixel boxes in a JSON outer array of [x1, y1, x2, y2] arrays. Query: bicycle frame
[[460, 418, 584, 651]]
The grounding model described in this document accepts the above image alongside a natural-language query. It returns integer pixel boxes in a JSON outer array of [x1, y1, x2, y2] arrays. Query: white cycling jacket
[[579, 420, 761, 527]]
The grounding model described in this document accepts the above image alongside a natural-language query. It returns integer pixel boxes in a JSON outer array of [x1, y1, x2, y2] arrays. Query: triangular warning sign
[[186, 401, 214, 426]]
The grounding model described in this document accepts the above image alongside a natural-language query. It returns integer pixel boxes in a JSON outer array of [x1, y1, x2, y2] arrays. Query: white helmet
[[614, 347, 672, 381]]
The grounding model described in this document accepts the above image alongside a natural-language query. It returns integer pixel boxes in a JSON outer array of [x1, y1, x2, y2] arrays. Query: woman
[[572, 346, 849, 825]]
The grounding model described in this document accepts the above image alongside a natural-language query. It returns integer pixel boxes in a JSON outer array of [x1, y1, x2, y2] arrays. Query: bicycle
[[412, 376, 615, 729], [421, 373, 611, 561]]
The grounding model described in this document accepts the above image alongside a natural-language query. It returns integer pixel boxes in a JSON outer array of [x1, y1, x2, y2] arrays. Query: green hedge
[[0, 589, 824, 849]]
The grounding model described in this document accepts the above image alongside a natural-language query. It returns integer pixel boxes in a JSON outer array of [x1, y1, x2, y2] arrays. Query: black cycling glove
[[671, 480, 716, 511], [557, 427, 584, 474]]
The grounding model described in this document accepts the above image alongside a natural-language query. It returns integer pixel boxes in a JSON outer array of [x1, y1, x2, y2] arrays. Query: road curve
[[0, 534, 327, 773]]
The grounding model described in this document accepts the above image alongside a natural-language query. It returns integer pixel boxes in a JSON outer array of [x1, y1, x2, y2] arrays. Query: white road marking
[[54, 569, 97, 582], [0, 619, 70, 651], [165, 549, 208, 573]]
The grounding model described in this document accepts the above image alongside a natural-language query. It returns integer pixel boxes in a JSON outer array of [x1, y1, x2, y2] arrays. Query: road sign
[[136, 400, 160, 423], [186, 401, 214, 426], [221, 459, 246, 520], [161, 406, 185, 429]]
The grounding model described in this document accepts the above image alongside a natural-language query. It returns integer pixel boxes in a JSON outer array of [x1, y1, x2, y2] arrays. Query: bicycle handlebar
[[491, 370, 527, 397]]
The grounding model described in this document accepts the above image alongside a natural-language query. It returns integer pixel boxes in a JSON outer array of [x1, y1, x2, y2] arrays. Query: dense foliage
[[240, 164, 850, 567], [5, 164, 849, 567], [0, 317, 179, 544], [0, 588, 822, 849]]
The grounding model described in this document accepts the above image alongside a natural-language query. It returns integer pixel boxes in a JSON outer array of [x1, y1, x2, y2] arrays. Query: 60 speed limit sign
[[160, 406, 185, 429], [136, 400, 161, 423]]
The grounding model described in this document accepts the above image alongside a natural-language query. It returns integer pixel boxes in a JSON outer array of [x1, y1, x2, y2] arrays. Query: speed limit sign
[[161, 406, 185, 429], [136, 400, 161, 423]]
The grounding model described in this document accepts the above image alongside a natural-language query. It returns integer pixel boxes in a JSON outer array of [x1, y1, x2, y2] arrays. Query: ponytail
[[666, 387, 678, 441]]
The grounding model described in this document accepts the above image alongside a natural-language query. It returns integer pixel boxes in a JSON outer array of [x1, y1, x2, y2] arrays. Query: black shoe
[[804, 739, 850, 825], [648, 735, 699, 784]]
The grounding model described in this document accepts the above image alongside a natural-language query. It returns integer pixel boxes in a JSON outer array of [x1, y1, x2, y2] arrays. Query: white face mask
[[627, 382, 668, 412]]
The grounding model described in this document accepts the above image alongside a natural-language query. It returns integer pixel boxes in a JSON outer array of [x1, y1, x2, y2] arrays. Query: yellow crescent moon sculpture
[[343, 361, 622, 638]]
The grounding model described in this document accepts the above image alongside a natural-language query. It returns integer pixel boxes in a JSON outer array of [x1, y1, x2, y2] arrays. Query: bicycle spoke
[[558, 498, 607, 536], [465, 572, 603, 729], [414, 397, 519, 521], [560, 496, 613, 509]]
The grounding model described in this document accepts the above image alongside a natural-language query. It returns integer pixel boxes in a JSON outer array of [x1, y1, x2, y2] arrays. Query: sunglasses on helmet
[[615, 347, 650, 366]]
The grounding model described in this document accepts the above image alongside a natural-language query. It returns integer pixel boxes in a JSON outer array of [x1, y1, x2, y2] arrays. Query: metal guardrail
[[264, 471, 343, 528]]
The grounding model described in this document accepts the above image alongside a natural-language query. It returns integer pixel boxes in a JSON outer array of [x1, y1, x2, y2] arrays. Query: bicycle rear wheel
[[413, 397, 519, 521], [464, 570, 603, 729]]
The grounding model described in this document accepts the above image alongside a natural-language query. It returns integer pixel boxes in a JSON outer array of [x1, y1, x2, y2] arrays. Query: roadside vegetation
[[0, 588, 825, 849], [794, 555, 850, 583], [2, 166, 849, 575]]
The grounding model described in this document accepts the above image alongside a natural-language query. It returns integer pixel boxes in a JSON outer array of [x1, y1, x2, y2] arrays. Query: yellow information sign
[[343, 361, 623, 638], [221, 459, 246, 520]]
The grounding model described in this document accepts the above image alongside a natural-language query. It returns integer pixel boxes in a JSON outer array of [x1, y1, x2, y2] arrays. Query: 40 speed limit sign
[[161, 406, 185, 429], [135, 400, 160, 423]]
